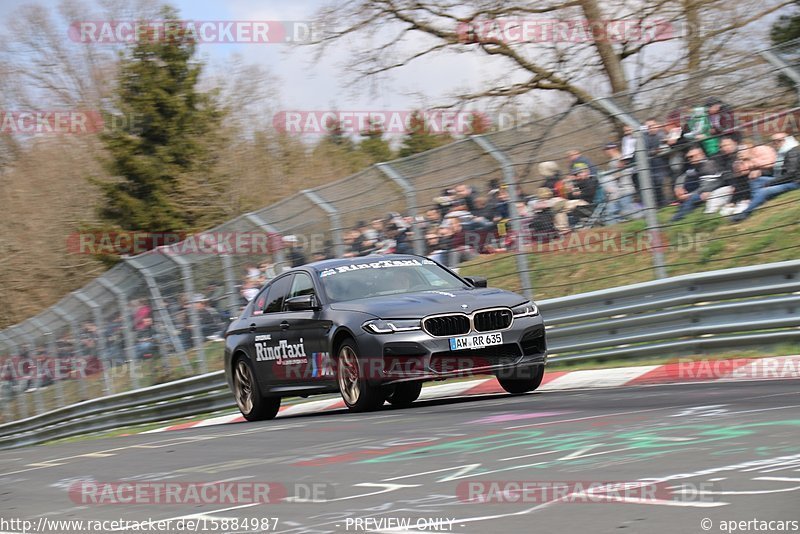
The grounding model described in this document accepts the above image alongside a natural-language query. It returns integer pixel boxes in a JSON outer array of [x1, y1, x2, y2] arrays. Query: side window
[[252, 285, 271, 315], [264, 275, 293, 314], [287, 272, 315, 301]]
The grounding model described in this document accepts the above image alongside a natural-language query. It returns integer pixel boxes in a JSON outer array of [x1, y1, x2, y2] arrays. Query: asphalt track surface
[[1, 379, 799, 534]]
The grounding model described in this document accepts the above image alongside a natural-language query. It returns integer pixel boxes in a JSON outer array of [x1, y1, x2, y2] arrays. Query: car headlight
[[512, 302, 539, 318], [363, 319, 422, 334]]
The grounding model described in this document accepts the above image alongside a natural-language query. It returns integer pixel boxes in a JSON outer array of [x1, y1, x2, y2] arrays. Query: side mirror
[[464, 276, 488, 288], [285, 294, 320, 311]]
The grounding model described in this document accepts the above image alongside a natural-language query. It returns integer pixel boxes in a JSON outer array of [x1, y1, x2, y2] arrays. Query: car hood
[[328, 287, 527, 318]]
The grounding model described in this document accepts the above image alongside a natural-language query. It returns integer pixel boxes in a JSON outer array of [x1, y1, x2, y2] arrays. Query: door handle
[[249, 323, 256, 333], [280, 321, 290, 330]]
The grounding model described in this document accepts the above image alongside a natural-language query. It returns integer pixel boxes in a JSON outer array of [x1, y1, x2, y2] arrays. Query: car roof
[[304, 254, 428, 272]]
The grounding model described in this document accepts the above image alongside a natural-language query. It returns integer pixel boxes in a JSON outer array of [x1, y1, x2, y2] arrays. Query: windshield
[[319, 258, 469, 302]]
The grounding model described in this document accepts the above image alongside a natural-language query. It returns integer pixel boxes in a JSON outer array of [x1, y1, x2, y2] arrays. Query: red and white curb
[[144, 356, 800, 434]]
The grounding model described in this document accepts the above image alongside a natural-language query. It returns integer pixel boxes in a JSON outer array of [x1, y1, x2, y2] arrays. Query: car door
[[249, 274, 294, 388], [281, 271, 334, 385]]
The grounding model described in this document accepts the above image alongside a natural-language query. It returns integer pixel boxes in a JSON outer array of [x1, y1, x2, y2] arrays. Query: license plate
[[449, 332, 503, 350]]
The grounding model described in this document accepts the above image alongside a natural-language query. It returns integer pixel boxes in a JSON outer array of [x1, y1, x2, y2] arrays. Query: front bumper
[[355, 315, 547, 385]]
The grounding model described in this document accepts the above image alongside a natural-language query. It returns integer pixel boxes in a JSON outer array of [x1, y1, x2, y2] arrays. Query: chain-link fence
[[1, 41, 799, 423]]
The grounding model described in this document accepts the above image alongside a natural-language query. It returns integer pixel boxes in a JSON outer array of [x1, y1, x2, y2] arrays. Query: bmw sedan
[[224, 255, 547, 420]]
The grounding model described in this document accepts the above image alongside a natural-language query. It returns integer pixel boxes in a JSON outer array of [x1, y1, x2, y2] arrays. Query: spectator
[[601, 142, 636, 223], [730, 138, 798, 222], [771, 131, 800, 177], [566, 149, 597, 178], [684, 104, 719, 156], [706, 137, 747, 215], [283, 235, 307, 267], [538, 161, 560, 190], [707, 97, 737, 142], [620, 125, 637, 164], [670, 146, 720, 221], [644, 118, 669, 207]]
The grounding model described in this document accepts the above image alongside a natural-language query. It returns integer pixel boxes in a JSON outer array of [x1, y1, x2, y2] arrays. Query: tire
[[232, 356, 281, 421], [336, 339, 384, 412], [498, 365, 545, 395], [385, 381, 423, 408]]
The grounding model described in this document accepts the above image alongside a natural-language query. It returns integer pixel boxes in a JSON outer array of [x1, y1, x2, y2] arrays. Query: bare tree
[[307, 0, 793, 109]]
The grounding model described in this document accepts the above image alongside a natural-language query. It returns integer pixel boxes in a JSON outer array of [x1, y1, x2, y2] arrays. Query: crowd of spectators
[[234, 97, 800, 303]]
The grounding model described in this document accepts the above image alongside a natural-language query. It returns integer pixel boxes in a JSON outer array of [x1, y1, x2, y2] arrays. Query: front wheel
[[385, 381, 423, 407], [498, 365, 545, 395], [336, 339, 384, 412], [233, 357, 281, 421]]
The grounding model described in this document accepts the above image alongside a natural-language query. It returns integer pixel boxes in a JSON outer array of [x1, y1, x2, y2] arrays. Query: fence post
[[0, 333, 19, 421], [73, 292, 114, 395], [125, 257, 193, 374], [219, 253, 241, 318], [163, 250, 207, 374], [52, 306, 87, 401], [592, 98, 668, 280], [6, 335, 28, 419], [302, 189, 344, 258], [30, 317, 63, 412], [375, 163, 425, 256], [472, 135, 534, 299], [760, 49, 800, 103], [244, 212, 287, 272], [97, 278, 140, 389]]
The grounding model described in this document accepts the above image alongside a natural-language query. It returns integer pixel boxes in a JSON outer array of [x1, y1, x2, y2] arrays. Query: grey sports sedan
[[224, 254, 547, 420]]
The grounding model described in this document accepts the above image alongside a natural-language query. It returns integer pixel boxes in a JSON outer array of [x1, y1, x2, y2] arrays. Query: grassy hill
[[460, 190, 800, 299]]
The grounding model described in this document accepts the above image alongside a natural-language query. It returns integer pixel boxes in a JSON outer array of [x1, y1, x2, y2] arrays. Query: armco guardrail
[[0, 260, 798, 449]]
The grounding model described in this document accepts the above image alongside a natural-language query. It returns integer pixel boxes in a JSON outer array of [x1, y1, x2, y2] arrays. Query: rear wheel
[[336, 339, 384, 412], [385, 381, 423, 407], [233, 357, 281, 421], [498, 365, 545, 395]]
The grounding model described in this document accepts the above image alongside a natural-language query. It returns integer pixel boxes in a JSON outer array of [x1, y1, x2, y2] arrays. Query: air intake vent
[[473, 309, 513, 332], [423, 314, 470, 337]]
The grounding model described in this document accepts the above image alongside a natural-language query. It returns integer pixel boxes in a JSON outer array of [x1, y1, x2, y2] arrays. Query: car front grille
[[423, 314, 470, 337], [473, 309, 513, 332], [429, 343, 522, 373]]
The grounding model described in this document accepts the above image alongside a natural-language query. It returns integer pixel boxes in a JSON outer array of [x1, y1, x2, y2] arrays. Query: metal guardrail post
[[52, 306, 88, 401], [6, 336, 28, 419], [220, 253, 241, 317], [125, 257, 193, 374], [302, 189, 345, 258], [375, 163, 425, 256], [97, 278, 140, 389], [14, 324, 46, 415], [73, 292, 114, 395], [162, 250, 206, 374], [760, 50, 800, 103], [244, 212, 287, 272], [593, 98, 668, 280], [0, 333, 17, 421], [472, 135, 534, 299], [30, 318, 63, 411]]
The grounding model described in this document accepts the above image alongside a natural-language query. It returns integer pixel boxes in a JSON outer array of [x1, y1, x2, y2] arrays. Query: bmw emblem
[[461, 304, 469, 309]]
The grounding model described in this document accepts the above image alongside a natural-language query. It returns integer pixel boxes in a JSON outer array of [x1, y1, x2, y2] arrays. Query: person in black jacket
[[670, 146, 721, 221], [731, 142, 800, 222]]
